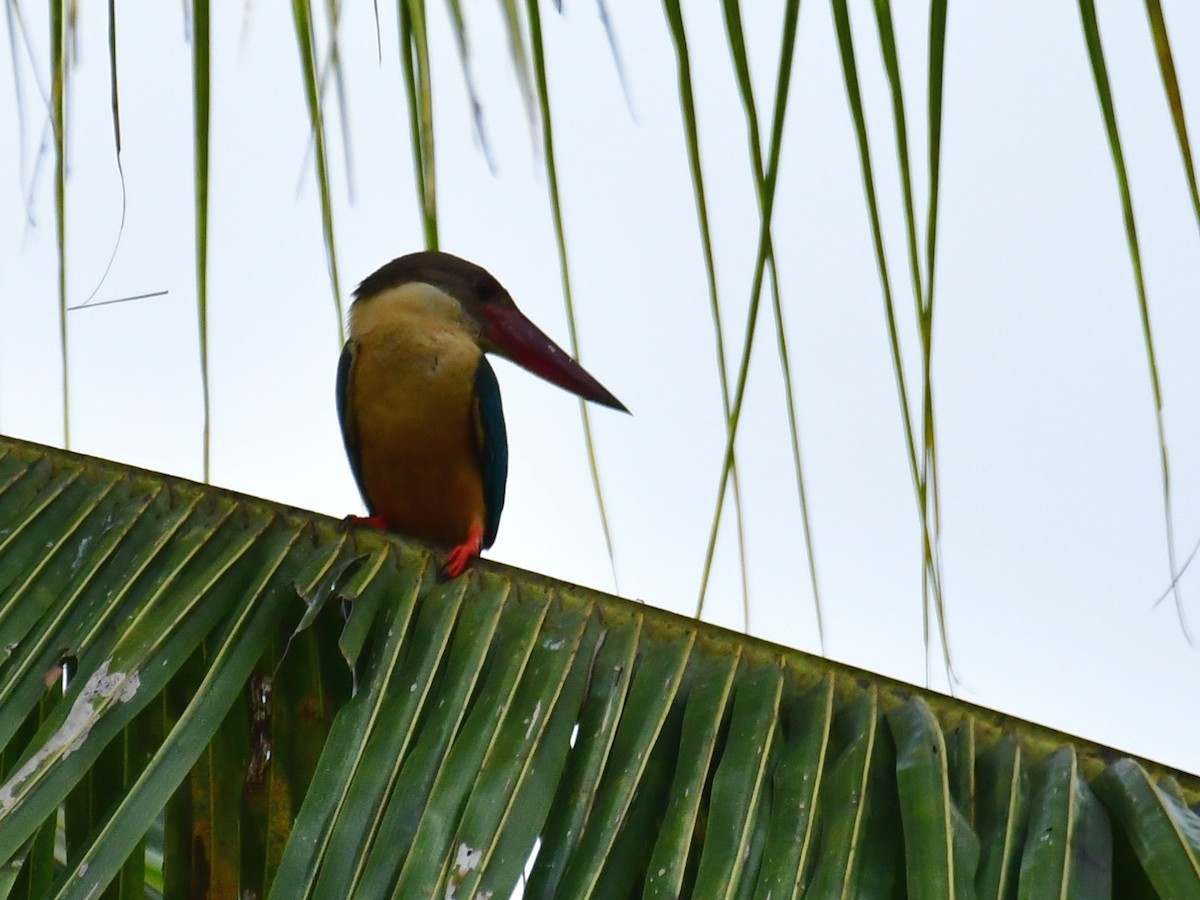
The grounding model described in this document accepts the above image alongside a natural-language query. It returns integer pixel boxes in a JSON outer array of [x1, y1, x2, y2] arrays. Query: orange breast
[[350, 302, 486, 547]]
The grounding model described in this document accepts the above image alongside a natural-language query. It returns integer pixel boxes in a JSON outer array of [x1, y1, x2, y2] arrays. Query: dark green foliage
[[0, 438, 1196, 898]]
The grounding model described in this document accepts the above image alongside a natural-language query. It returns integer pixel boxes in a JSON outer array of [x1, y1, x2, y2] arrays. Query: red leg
[[445, 519, 485, 578], [346, 514, 390, 529]]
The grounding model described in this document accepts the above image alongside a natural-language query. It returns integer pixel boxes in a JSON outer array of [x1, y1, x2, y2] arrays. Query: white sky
[[3, 2, 1200, 777]]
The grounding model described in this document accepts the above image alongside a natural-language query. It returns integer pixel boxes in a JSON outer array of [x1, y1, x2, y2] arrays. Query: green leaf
[[192, 0, 211, 481], [1018, 748, 1112, 899], [831, 0, 950, 681], [695, 0, 823, 653], [441, 0, 493, 169], [1077, 0, 1182, 642], [0, 505, 278, 862], [448, 591, 594, 899], [888, 698, 980, 899], [805, 688, 903, 898], [975, 735, 1028, 900], [1094, 757, 1200, 897], [659, 0, 752, 632], [46, 524, 315, 900], [0, 437, 1196, 894], [946, 720, 977, 829], [644, 646, 740, 899], [0, 478, 159, 751], [272, 562, 455, 898], [692, 659, 783, 894], [399, 0, 438, 250], [390, 581, 554, 896], [551, 622, 695, 897], [474, 615, 603, 894], [1143, 0, 1200, 235], [291, 0, 345, 344], [524, 0, 620, 585], [49, 0, 69, 447], [523, 614, 641, 899], [750, 677, 835, 898]]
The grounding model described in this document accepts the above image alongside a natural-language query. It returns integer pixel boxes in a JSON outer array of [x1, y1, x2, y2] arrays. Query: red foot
[[445, 520, 485, 578], [347, 514, 390, 529]]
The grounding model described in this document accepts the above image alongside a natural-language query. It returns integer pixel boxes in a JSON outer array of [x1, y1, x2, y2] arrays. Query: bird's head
[[353, 251, 628, 412]]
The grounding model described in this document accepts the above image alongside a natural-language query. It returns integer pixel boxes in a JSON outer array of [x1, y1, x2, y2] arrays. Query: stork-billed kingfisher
[[337, 251, 627, 577]]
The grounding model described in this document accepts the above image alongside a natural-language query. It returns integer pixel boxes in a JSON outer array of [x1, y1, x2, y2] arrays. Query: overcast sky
[[3, 2, 1200, 776]]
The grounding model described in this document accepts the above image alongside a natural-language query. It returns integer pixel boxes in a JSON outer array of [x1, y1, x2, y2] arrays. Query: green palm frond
[[192, 0, 211, 483], [0, 435, 1196, 897], [1077, 0, 1182, 646], [292, 0, 345, 344], [49, 0, 68, 449]]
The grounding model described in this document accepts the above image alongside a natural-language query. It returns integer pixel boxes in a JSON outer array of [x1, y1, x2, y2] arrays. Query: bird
[[337, 250, 627, 577]]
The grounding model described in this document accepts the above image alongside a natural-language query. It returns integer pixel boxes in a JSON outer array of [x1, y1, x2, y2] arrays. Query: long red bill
[[482, 305, 628, 413]]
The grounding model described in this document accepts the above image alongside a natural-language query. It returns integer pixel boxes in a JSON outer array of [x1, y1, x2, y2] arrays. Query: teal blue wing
[[336, 342, 370, 511], [473, 356, 508, 549]]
